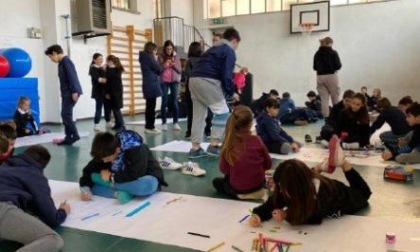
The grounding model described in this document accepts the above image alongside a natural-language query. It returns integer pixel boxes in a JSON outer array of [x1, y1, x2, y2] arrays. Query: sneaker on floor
[[207, 145, 221, 156], [159, 157, 183, 170], [184, 132, 191, 139], [161, 124, 168, 131], [57, 136, 80, 146], [305, 134, 312, 143], [115, 191, 134, 204], [188, 148, 208, 159], [145, 128, 161, 134], [324, 135, 345, 173], [320, 140, 329, 148], [173, 123, 181, 131], [94, 124, 100, 131], [237, 188, 267, 200], [105, 122, 113, 129], [182, 161, 206, 176], [315, 136, 322, 144]]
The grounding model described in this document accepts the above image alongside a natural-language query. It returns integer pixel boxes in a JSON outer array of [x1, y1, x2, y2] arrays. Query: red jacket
[[220, 133, 272, 192]]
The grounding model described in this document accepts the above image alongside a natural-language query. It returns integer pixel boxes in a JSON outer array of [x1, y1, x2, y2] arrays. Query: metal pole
[[61, 14, 71, 58]]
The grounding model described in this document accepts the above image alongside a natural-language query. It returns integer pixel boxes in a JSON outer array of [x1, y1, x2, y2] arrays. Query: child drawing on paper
[[249, 157, 371, 226]]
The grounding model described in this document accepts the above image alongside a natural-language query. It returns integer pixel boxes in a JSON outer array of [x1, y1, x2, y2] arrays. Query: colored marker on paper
[[239, 214, 250, 223], [207, 242, 225, 252], [111, 210, 123, 216], [187, 232, 210, 238], [125, 201, 151, 217], [81, 213, 99, 221]]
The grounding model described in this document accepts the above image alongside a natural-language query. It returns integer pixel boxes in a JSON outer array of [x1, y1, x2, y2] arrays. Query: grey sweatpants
[[189, 77, 230, 144], [0, 202, 64, 252], [317, 74, 340, 118]]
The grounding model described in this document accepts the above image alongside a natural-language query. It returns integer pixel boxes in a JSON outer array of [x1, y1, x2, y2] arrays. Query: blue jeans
[[94, 97, 111, 124], [160, 82, 179, 124], [91, 175, 158, 199], [379, 131, 405, 145], [61, 96, 79, 140]]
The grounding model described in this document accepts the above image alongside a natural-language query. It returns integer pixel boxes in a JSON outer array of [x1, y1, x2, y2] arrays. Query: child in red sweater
[[212, 105, 272, 200]]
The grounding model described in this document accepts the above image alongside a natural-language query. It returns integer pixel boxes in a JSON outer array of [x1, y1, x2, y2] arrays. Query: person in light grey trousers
[[313, 37, 342, 118], [0, 145, 70, 251]]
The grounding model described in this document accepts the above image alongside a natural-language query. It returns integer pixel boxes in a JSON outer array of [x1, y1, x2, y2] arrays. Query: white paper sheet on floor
[[50, 180, 420, 252], [14, 131, 90, 148], [151, 140, 210, 153]]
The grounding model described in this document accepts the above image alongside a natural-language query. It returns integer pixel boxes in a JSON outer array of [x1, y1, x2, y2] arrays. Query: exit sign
[[211, 17, 227, 25]]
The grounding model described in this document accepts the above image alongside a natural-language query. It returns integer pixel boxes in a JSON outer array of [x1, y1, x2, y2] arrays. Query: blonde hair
[[220, 106, 253, 166]]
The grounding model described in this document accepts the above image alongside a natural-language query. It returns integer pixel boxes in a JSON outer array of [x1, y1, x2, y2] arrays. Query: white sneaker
[[161, 124, 168, 131], [105, 122, 113, 129], [145, 128, 161, 134], [159, 157, 183, 170], [320, 140, 329, 148], [342, 142, 360, 150], [173, 123, 181, 131], [182, 161, 206, 176], [94, 124, 100, 131]]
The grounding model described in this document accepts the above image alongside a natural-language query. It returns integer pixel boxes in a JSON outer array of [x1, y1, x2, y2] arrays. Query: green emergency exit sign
[[212, 17, 227, 25]]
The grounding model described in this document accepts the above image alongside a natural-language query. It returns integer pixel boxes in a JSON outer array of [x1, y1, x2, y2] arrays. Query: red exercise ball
[[0, 55, 10, 77]]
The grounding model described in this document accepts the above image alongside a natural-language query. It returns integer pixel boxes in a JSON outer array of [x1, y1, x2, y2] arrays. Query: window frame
[[112, 0, 139, 14]]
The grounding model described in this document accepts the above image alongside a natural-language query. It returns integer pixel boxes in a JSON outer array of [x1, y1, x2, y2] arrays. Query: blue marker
[[81, 213, 99, 221], [125, 201, 151, 217]]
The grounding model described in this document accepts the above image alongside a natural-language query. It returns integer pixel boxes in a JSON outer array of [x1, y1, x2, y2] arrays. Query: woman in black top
[[105, 55, 125, 131], [313, 37, 342, 119], [89, 53, 110, 130]]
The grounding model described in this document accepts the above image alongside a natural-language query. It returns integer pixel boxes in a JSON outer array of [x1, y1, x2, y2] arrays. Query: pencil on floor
[[232, 245, 244, 252], [207, 242, 225, 252]]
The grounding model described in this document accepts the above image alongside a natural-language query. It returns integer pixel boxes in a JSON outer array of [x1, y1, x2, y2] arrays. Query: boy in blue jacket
[[45, 44, 83, 145], [188, 28, 241, 158], [0, 145, 70, 251], [257, 98, 301, 154], [382, 102, 420, 164]]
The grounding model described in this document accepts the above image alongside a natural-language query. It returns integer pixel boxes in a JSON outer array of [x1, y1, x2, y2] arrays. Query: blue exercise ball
[[0, 48, 32, 77]]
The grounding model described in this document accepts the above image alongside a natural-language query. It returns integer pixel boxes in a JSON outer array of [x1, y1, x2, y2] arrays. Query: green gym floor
[[2, 116, 420, 252]]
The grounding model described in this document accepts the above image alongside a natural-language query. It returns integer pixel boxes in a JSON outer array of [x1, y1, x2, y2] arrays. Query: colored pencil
[[125, 201, 151, 217], [239, 214, 250, 223], [231, 245, 244, 252], [111, 210, 123, 216], [187, 232, 210, 238], [81, 213, 99, 221], [207, 242, 225, 252]]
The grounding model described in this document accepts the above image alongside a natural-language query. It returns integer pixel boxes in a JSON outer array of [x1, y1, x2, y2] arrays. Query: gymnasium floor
[[1, 116, 420, 252]]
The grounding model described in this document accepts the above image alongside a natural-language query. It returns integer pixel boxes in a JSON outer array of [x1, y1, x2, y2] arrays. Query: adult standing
[[313, 37, 342, 119], [140, 42, 162, 134], [45, 44, 83, 145], [159, 40, 182, 131], [188, 28, 241, 158]]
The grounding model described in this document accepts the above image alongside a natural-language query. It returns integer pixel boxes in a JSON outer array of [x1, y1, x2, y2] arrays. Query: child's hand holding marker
[[80, 187, 92, 201], [272, 207, 287, 222], [59, 200, 71, 215]]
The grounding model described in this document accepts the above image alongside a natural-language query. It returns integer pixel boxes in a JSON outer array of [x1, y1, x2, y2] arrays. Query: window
[[112, 0, 137, 12], [206, 0, 395, 19]]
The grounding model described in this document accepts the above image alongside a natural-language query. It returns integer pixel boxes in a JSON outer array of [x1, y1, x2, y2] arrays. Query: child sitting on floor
[[370, 97, 411, 145], [0, 123, 17, 164], [335, 93, 370, 149], [257, 98, 301, 155], [13, 96, 39, 137], [251, 89, 279, 118], [278, 92, 309, 125], [305, 91, 323, 119], [398, 96, 413, 114], [382, 102, 420, 164], [213, 106, 272, 200], [79, 130, 168, 204], [249, 156, 371, 226], [367, 88, 381, 112]]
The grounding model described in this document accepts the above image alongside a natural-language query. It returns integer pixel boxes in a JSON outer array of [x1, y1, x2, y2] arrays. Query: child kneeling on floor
[[382, 102, 420, 164], [213, 106, 272, 200], [79, 130, 168, 204], [249, 153, 371, 226], [256, 98, 302, 155]]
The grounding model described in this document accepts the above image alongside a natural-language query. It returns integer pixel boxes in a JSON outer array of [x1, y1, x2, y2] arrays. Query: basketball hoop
[[299, 23, 314, 36]]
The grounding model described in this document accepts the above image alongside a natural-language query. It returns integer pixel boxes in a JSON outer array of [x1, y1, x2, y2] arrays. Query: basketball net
[[299, 23, 314, 36]]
